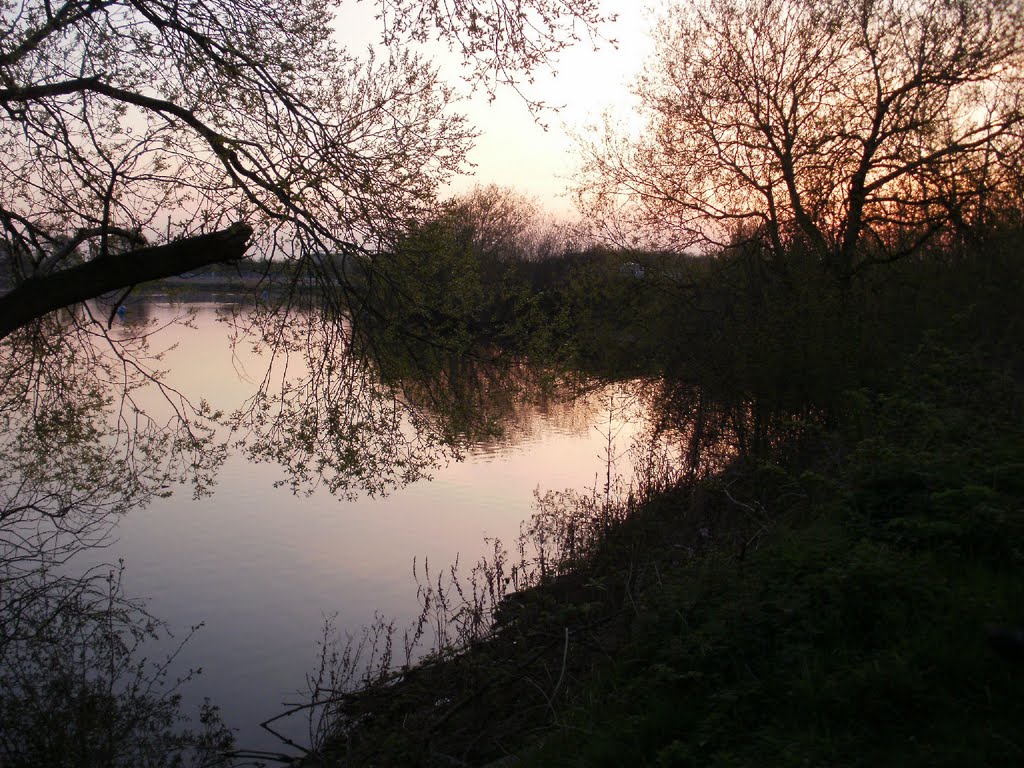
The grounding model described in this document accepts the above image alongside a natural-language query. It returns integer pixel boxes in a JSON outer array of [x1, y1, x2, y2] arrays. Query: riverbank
[[302, 235, 1024, 766], [298, 340, 1024, 765]]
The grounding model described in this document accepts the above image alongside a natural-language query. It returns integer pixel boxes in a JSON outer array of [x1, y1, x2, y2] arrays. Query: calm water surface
[[73, 302, 653, 754]]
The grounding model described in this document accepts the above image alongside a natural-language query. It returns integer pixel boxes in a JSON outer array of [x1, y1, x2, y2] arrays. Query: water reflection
[[0, 309, 238, 765], [0, 563, 236, 767], [0, 309, 217, 653], [225, 303, 618, 496], [0, 302, 660, 759], [0, 298, 801, 761], [646, 378, 824, 479]]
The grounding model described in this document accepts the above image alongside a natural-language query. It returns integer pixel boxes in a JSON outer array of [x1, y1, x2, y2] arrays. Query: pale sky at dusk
[[442, 2, 655, 215], [336, 2, 657, 216]]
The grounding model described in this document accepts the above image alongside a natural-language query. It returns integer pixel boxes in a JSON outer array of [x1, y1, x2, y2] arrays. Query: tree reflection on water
[[0, 295, 789, 763], [0, 310, 238, 765], [0, 302, 626, 762]]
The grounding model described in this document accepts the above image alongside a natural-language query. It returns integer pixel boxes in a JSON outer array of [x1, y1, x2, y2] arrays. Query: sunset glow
[[336, 1, 655, 214]]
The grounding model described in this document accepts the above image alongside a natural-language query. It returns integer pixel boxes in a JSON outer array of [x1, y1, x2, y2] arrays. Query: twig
[[222, 748, 299, 765], [550, 627, 570, 705], [722, 487, 762, 519], [259, 711, 312, 757]]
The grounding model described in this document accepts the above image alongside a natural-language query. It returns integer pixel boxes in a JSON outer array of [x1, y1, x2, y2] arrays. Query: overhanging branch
[[0, 223, 253, 340]]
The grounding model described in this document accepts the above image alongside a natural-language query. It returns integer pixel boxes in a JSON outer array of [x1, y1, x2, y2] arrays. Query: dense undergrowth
[[306, 228, 1024, 766], [516, 352, 1024, 767]]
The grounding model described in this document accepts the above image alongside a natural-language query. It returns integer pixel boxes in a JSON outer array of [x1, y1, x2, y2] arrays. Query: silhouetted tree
[[0, 0, 615, 509], [577, 0, 1024, 277], [0, 0, 611, 337]]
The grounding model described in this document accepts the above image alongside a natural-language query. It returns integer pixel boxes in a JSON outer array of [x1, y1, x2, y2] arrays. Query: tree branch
[[0, 223, 252, 340]]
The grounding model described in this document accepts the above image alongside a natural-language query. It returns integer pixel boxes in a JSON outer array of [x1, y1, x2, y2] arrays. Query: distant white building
[[619, 261, 645, 279]]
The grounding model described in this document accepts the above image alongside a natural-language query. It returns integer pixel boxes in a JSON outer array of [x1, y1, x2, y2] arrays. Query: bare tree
[[443, 184, 583, 262], [576, 0, 1024, 277], [375, 0, 614, 106]]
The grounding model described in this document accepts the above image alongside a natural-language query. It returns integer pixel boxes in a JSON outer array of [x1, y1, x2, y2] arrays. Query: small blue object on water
[[117, 305, 127, 318]]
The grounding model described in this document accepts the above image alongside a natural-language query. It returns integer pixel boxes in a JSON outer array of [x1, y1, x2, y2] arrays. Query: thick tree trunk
[[0, 223, 253, 340]]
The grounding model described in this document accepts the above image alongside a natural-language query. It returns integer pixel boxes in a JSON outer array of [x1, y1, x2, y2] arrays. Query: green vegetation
[[514, 343, 1024, 767], [306, 216, 1024, 765]]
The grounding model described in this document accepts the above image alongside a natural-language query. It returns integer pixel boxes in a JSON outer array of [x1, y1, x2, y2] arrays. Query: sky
[[441, 2, 656, 215], [335, 1, 657, 216]]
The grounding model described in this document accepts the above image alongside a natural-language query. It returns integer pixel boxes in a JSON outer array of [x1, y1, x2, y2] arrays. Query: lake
[[56, 302, 656, 756]]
